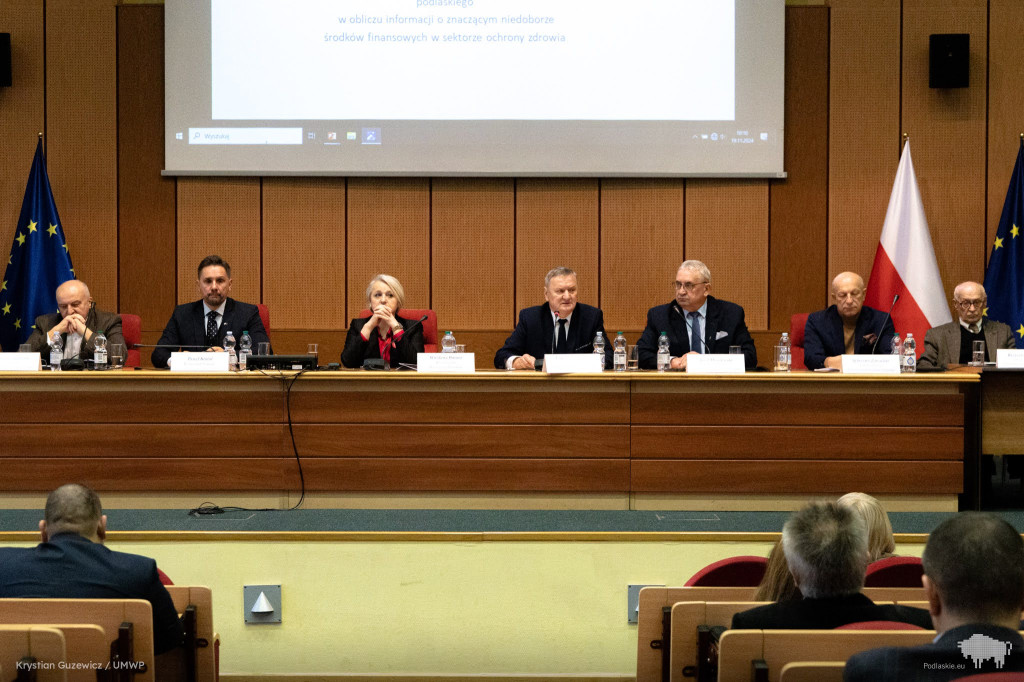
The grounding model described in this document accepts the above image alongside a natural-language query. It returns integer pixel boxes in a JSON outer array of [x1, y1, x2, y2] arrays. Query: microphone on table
[[870, 294, 899, 354]]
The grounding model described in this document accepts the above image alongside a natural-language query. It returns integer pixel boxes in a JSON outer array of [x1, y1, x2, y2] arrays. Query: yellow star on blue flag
[[0, 139, 74, 350]]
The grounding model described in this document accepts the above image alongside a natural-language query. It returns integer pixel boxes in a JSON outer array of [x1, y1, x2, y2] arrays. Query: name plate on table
[[417, 352, 476, 373], [542, 353, 603, 374], [996, 348, 1024, 369], [169, 352, 229, 373], [685, 354, 745, 374], [840, 354, 900, 375], [0, 352, 41, 371]]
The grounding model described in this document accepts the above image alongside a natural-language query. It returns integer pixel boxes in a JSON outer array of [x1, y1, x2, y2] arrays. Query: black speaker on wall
[[0, 33, 11, 88], [929, 33, 969, 88]]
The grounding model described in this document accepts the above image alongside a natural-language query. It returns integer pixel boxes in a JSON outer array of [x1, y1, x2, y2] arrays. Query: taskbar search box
[[187, 128, 303, 145]]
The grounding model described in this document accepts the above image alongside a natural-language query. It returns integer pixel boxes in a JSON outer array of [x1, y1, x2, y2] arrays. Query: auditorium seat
[[358, 308, 438, 353], [835, 620, 925, 630], [119, 313, 142, 368], [684, 555, 768, 587], [790, 312, 810, 370], [157, 568, 173, 585], [864, 556, 924, 588], [778, 661, 845, 682], [257, 304, 270, 334]]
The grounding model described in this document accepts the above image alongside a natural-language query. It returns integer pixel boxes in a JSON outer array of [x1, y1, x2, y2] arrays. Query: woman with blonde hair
[[341, 274, 425, 368], [838, 492, 896, 562]]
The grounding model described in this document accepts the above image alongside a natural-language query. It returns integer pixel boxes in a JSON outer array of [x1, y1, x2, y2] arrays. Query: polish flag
[[864, 141, 952, 354]]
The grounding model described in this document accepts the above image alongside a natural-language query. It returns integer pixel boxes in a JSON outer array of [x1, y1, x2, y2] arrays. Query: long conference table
[[0, 370, 982, 506]]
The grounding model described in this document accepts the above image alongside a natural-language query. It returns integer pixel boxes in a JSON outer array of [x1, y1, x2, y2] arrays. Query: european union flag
[[0, 139, 74, 351]]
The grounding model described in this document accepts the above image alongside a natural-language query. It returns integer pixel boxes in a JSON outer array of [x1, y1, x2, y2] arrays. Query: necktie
[[556, 318, 567, 353], [206, 311, 219, 346], [970, 323, 981, 334], [689, 311, 702, 354]]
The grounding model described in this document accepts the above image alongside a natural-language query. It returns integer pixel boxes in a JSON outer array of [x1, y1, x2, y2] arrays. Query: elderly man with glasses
[[636, 260, 757, 370], [918, 281, 1016, 370]]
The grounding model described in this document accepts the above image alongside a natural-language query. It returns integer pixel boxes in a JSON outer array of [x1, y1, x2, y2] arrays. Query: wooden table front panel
[[0, 372, 974, 495]]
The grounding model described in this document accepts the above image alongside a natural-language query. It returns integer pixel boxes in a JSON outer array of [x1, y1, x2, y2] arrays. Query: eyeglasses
[[955, 299, 985, 310], [675, 281, 708, 292]]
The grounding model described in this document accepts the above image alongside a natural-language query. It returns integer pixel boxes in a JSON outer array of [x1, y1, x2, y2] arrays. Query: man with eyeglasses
[[803, 271, 897, 370], [636, 260, 757, 370], [918, 281, 1015, 370]]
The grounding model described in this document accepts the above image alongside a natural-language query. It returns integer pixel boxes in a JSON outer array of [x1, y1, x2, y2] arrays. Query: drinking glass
[[257, 342, 271, 356], [108, 343, 125, 369], [627, 344, 639, 371], [307, 343, 319, 365], [729, 346, 742, 354], [971, 340, 985, 367], [18, 343, 31, 353], [455, 344, 466, 353]]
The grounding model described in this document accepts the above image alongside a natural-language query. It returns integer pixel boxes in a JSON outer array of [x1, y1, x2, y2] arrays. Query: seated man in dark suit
[[23, 279, 124, 361], [494, 266, 611, 370], [845, 512, 1024, 681], [918, 281, 1016, 369], [0, 484, 185, 670], [804, 271, 896, 370], [636, 260, 756, 370], [152, 254, 271, 368], [731, 501, 931, 629]]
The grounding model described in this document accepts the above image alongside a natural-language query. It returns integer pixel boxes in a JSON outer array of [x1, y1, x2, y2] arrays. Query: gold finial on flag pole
[[38, 132, 42, 140]]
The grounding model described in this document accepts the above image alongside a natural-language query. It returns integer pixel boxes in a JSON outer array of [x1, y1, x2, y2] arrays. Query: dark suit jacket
[[730, 592, 932, 630], [636, 297, 757, 370], [152, 298, 271, 369], [918, 319, 1016, 369], [341, 314, 425, 368], [844, 623, 1024, 682], [24, 307, 124, 361], [803, 304, 897, 370], [0, 532, 184, 654], [493, 302, 611, 369]]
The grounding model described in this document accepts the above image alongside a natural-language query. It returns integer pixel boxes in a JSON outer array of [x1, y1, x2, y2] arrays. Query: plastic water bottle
[[890, 333, 901, 355], [657, 331, 671, 372], [776, 332, 791, 372], [593, 331, 605, 370], [224, 330, 238, 371], [93, 331, 107, 369], [901, 333, 917, 373], [48, 332, 63, 371], [441, 330, 456, 353], [613, 332, 627, 371], [238, 331, 252, 370]]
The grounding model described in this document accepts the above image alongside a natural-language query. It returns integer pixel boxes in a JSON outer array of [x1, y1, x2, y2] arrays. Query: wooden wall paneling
[[986, 0, 1024, 256], [44, 0, 118, 308], [515, 179, 599, 312], [685, 181, 769, 330], [599, 180, 685, 331], [0, 0, 45, 252], [631, 460, 961, 494], [828, 0, 900, 289], [346, 178, 430, 318], [176, 178, 261, 305], [262, 178, 346, 329], [431, 179, 514, 331], [117, 5, 176, 330], [769, 6, 830, 330], [901, 0, 987, 293]]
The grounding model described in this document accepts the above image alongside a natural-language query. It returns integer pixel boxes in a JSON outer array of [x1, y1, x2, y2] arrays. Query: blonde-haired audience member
[[838, 492, 896, 562], [753, 539, 800, 602]]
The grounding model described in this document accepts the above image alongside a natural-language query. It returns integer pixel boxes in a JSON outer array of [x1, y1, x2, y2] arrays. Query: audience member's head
[[782, 501, 868, 599], [838, 492, 896, 562], [922, 512, 1024, 633], [40, 483, 106, 543], [754, 539, 801, 602]]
